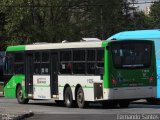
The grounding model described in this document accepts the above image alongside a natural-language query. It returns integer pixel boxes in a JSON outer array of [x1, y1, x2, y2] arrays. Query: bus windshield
[[111, 41, 152, 68]]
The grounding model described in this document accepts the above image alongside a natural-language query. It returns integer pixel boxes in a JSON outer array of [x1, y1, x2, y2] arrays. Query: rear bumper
[[103, 86, 156, 100]]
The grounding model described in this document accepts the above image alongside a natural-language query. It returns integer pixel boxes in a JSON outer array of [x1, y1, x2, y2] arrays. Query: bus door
[[51, 52, 58, 96], [25, 53, 33, 97]]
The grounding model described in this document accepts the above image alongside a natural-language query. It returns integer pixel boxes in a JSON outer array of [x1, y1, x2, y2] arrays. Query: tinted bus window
[[14, 53, 24, 74], [111, 41, 152, 68], [73, 50, 85, 61], [5, 53, 14, 74]]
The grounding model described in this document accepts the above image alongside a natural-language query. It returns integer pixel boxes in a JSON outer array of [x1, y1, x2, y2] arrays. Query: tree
[[0, 0, 144, 48], [149, 0, 160, 28]]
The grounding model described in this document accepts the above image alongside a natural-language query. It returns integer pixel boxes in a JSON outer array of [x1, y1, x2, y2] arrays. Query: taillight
[[112, 79, 117, 84], [149, 76, 154, 82]]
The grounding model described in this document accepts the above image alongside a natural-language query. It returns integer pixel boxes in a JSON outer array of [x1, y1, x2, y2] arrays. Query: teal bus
[[108, 29, 160, 103], [3, 39, 156, 108]]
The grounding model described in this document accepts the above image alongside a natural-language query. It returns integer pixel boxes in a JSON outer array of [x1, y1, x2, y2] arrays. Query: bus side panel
[[157, 60, 160, 98], [4, 75, 25, 98], [58, 75, 102, 101]]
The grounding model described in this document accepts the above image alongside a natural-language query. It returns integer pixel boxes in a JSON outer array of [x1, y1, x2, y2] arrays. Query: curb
[[15, 111, 34, 120], [2, 111, 34, 120]]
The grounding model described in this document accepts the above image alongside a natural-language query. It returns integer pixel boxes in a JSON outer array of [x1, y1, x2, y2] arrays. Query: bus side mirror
[[95, 67, 104, 75]]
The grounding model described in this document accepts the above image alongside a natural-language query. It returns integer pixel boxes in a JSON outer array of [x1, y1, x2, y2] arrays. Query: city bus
[[3, 39, 156, 108], [107, 29, 160, 104]]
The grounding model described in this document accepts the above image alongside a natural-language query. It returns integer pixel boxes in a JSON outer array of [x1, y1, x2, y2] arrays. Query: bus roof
[[107, 29, 160, 40], [6, 41, 105, 52]]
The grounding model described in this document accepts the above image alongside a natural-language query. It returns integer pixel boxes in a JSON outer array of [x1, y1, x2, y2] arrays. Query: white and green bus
[[3, 39, 157, 108]]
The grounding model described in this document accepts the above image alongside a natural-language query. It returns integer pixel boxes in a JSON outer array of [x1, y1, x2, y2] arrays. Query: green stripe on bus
[[6, 45, 25, 52]]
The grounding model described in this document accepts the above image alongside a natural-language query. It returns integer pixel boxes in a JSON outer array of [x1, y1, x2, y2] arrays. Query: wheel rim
[[77, 90, 84, 105], [18, 88, 23, 101], [65, 92, 71, 104]]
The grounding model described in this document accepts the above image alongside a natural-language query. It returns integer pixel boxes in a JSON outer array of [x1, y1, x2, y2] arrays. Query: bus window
[[34, 52, 50, 75], [41, 52, 50, 74], [14, 53, 24, 74], [73, 50, 85, 74], [87, 50, 95, 61], [34, 63, 40, 74], [60, 63, 72, 74], [97, 49, 104, 68], [34, 52, 41, 74], [87, 50, 96, 74], [60, 51, 71, 61], [42, 52, 49, 62], [87, 63, 96, 74], [111, 42, 152, 68], [73, 50, 85, 61], [73, 63, 85, 74], [14, 53, 24, 63], [41, 63, 49, 74], [34, 52, 41, 62], [97, 49, 104, 61], [4, 53, 14, 74], [60, 51, 72, 74]]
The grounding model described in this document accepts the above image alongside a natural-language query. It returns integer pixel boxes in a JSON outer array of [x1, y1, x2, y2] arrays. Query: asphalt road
[[1, 97, 160, 120]]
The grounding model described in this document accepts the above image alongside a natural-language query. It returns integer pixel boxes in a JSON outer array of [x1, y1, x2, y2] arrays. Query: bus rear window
[[111, 41, 152, 68]]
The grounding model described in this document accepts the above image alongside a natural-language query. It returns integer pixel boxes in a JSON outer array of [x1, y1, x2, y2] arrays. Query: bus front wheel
[[76, 87, 88, 108], [16, 85, 29, 104]]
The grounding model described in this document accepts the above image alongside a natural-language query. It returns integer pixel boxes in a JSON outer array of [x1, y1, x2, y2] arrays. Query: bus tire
[[55, 100, 64, 106], [146, 98, 160, 105], [76, 87, 88, 108], [102, 101, 117, 108], [64, 87, 74, 108], [118, 101, 130, 108], [16, 85, 29, 104]]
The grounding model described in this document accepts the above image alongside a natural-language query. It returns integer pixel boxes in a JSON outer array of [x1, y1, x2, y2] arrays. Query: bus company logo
[[37, 78, 46, 84], [38, 95, 46, 99]]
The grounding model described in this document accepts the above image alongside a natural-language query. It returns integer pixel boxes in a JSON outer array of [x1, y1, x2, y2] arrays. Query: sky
[[137, 0, 157, 10]]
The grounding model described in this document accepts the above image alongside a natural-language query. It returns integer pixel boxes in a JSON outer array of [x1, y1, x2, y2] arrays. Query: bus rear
[[106, 40, 156, 101], [107, 29, 160, 101]]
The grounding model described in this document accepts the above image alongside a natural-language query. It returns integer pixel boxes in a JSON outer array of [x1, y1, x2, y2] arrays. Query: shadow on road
[[26, 100, 160, 109], [28, 102, 125, 109]]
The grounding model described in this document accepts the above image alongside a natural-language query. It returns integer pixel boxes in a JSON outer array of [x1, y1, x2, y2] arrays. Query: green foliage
[[149, 0, 160, 28], [0, 0, 158, 50]]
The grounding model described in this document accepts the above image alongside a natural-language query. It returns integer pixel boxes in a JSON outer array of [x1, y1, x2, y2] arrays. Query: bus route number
[[87, 79, 94, 84]]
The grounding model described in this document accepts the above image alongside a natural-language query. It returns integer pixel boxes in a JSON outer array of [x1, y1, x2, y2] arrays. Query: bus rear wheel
[[16, 85, 29, 104], [102, 101, 117, 108], [64, 87, 74, 108], [76, 87, 88, 108], [118, 101, 130, 108]]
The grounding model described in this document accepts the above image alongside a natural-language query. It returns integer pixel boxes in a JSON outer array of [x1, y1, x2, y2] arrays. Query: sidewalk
[[0, 111, 34, 120], [0, 97, 34, 120], [0, 107, 34, 120]]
